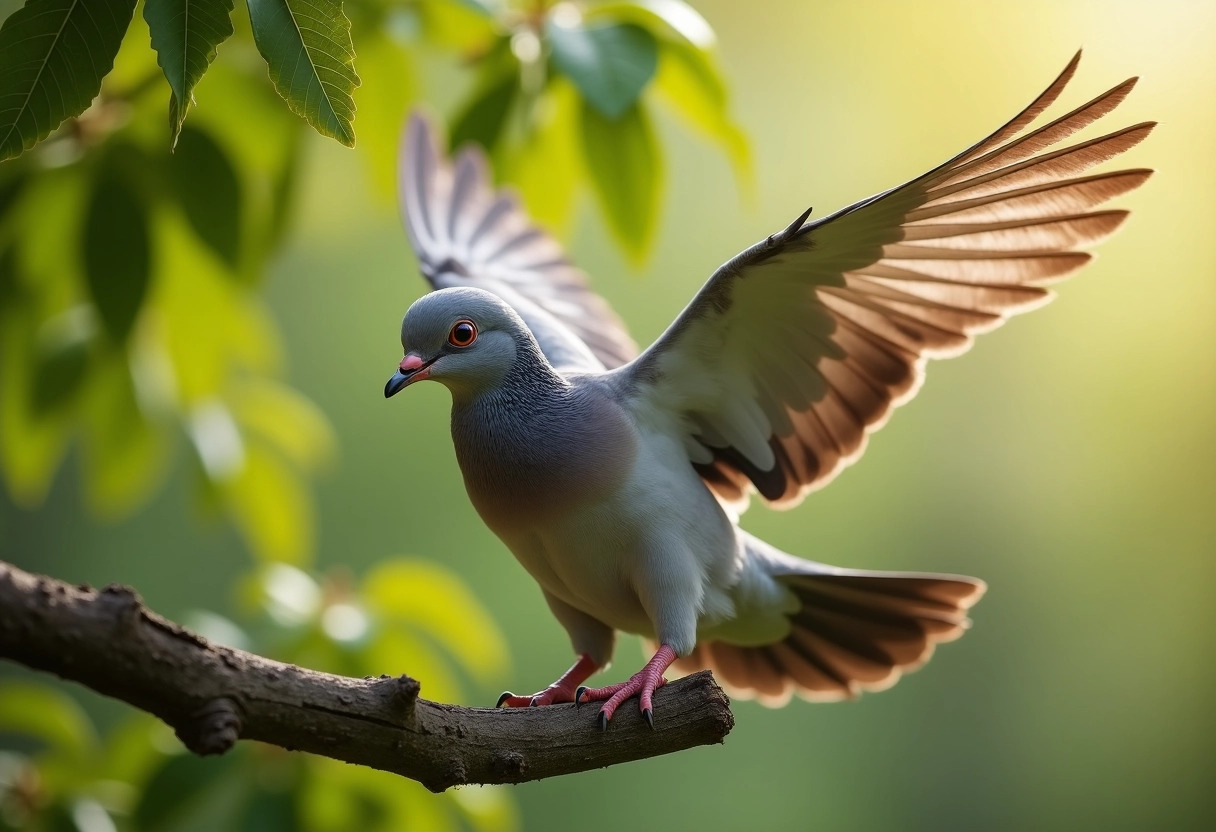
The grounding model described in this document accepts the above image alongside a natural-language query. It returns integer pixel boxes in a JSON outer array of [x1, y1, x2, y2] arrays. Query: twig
[[0, 560, 733, 791]]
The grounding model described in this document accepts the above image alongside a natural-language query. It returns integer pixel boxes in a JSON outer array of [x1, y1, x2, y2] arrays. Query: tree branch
[[0, 561, 733, 791]]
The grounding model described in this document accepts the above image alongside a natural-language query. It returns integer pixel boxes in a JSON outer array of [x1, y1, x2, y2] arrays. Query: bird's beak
[[384, 353, 434, 398]]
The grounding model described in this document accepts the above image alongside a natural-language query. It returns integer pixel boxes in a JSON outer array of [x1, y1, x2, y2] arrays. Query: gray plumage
[[387, 53, 1153, 713]]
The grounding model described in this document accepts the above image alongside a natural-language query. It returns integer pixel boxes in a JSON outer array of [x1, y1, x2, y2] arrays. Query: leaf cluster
[[0, 0, 747, 564], [0, 4, 749, 823]]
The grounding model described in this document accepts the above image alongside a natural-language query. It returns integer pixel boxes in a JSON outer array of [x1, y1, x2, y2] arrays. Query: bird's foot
[[495, 653, 599, 709], [575, 644, 677, 729], [496, 686, 577, 708]]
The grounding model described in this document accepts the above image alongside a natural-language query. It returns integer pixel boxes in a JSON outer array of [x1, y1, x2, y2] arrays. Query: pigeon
[[385, 52, 1153, 727]]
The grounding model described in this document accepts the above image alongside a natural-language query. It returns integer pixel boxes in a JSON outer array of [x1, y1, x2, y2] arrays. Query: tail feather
[[673, 569, 986, 706]]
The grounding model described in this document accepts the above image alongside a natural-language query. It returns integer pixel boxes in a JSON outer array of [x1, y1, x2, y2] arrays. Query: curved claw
[[574, 644, 677, 728], [496, 691, 514, 708], [575, 686, 588, 706]]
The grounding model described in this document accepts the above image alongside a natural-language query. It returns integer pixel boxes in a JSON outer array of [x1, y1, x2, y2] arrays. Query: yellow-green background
[[4, 0, 1213, 829]]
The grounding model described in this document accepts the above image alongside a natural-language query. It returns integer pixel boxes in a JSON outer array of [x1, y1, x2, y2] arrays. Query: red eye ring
[[448, 320, 477, 347]]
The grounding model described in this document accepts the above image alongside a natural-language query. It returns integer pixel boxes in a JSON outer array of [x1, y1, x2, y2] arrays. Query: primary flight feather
[[386, 52, 1153, 723]]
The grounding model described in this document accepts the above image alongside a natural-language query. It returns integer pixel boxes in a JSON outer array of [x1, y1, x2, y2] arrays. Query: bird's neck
[[452, 337, 568, 411]]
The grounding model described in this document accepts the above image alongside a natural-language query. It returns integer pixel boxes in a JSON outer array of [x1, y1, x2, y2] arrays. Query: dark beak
[[385, 355, 436, 398], [384, 371, 411, 398]]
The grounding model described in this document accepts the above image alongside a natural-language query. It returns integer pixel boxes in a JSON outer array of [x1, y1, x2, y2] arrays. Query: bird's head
[[385, 287, 526, 400]]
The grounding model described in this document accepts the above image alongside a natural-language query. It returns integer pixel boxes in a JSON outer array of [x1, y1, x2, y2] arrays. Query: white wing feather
[[613, 53, 1154, 511]]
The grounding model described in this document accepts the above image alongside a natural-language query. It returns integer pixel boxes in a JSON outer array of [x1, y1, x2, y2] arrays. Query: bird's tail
[[672, 549, 986, 706]]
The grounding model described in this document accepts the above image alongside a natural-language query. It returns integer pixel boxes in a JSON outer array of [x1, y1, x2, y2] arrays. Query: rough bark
[[0, 560, 734, 791]]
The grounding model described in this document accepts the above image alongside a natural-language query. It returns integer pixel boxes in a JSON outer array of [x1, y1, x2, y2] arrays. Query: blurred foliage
[[0, 0, 746, 563], [0, 559, 517, 831], [0, 1, 747, 830]]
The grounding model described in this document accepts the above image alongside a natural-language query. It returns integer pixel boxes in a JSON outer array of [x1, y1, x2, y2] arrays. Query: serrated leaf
[[0, 0, 138, 161], [144, 0, 236, 147], [247, 0, 360, 146], [547, 20, 657, 119], [580, 100, 661, 263], [168, 124, 242, 268], [82, 169, 151, 343]]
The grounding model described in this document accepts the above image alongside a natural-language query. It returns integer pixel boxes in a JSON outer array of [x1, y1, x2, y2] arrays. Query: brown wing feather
[[621, 54, 1154, 511], [672, 570, 984, 706]]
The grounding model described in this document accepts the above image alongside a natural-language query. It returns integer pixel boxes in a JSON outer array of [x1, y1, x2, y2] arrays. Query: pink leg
[[575, 644, 677, 730], [496, 654, 600, 708]]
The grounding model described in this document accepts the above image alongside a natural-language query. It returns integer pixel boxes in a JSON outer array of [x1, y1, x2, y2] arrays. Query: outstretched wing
[[399, 113, 638, 373], [615, 53, 1154, 511]]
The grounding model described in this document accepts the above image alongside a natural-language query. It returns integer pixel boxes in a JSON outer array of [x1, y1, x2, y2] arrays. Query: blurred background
[[2, 0, 1213, 830]]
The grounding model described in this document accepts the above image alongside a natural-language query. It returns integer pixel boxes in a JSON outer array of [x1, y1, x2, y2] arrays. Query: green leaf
[[225, 439, 314, 564], [0, 163, 29, 218], [415, 0, 497, 52], [229, 379, 335, 470], [0, 0, 138, 161], [153, 212, 280, 402], [547, 20, 657, 119], [143, 0, 236, 147], [504, 77, 580, 237], [362, 559, 508, 681], [579, 100, 662, 263], [585, 0, 716, 49], [80, 350, 172, 518], [0, 682, 98, 761], [30, 307, 95, 415], [652, 41, 752, 191], [82, 168, 151, 343], [581, 1, 750, 192], [449, 784, 519, 832], [246, 0, 360, 146], [0, 244, 18, 306], [169, 124, 242, 268], [0, 278, 74, 508], [449, 69, 518, 156], [30, 336, 88, 414], [237, 788, 298, 832], [133, 752, 238, 832]]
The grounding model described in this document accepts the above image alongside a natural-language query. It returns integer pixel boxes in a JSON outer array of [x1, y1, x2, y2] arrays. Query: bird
[[385, 52, 1153, 728]]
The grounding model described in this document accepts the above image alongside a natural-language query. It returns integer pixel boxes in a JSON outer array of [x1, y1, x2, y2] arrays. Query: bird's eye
[[448, 320, 478, 347]]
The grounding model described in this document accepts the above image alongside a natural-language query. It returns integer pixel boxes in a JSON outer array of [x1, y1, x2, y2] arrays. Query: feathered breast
[[450, 383, 638, 535]]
